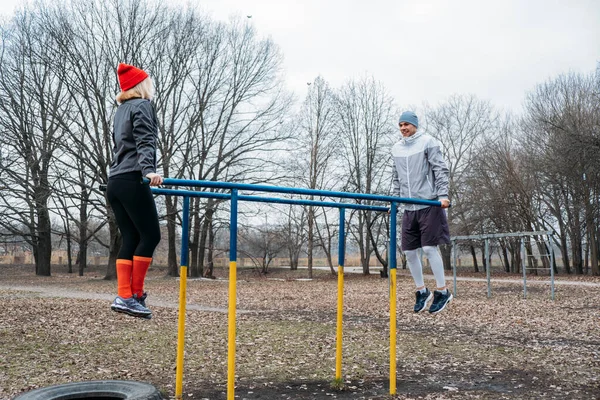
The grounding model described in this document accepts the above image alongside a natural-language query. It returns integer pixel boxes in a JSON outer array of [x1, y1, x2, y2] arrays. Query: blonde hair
[[115, 77, 155, 104]]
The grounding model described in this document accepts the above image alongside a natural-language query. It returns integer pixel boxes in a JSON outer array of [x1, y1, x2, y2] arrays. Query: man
[[391, 111, 452, 314]]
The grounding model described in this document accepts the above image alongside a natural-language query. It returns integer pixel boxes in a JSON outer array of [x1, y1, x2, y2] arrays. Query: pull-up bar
[[103, 178, 444, 399]]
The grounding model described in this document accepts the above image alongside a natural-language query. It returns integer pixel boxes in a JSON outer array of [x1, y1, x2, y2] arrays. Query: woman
[[107, 63, 163, 319]]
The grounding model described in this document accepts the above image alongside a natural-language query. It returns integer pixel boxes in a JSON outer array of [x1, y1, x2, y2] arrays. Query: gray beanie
[[399, 111, 418, 128]]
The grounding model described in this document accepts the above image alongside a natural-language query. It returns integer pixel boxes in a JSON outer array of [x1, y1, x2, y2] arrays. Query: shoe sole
[[111, 305, 152, 319], [429, 294, 453, 314], [415, 292, 434, 313]]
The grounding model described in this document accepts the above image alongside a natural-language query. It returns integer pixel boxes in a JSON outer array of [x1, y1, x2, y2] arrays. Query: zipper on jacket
[[405, 157, 412, 210]]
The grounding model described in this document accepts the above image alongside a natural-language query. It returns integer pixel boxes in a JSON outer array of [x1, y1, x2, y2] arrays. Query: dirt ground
[[0, 264, 599, 400]]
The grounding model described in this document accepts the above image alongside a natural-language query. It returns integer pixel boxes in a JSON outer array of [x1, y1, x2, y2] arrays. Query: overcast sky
[[1, 0, 599, 114]]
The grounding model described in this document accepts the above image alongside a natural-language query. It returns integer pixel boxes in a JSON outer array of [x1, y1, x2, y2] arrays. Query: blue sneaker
[[414, 288, 433, 313], [133, 292, 152, 320], [133, 292, 148, 307], [429, 290, 453, 314], [111, 296, 152, 319]]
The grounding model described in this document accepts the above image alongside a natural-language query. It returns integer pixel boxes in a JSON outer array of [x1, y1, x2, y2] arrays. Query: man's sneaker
[[111, 296, 152, 319], [133, 292, 152, 320], [414, 288, 433, 313], [429, 290, 453, 314]]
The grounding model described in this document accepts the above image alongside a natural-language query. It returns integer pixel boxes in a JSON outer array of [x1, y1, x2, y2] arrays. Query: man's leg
[[405, 249, 425, 289], [402, 210, 432, 312], [419, 207, 452, 314], [422, 246, 446, 291], [405, 248, 433, 313]]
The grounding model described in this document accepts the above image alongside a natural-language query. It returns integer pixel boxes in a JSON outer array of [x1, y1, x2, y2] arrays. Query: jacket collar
[[401, 130, 423, 144]]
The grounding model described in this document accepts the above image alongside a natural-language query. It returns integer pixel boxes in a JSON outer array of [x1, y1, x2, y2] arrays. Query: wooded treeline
[[1, 0, 598, 277]]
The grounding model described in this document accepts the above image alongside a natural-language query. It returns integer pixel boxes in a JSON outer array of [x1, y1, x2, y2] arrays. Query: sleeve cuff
[[142, 168, 155, 177]]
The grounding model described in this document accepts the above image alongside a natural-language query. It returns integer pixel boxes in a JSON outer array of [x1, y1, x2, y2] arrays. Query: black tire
[[13, 380, 164, 400]]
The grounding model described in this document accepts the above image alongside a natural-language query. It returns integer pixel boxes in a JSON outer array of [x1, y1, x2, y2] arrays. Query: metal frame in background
[[450, 231, 555, 299]]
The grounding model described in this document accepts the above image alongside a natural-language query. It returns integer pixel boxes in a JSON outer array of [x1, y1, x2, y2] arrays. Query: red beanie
[[117, 63, 149, 91]]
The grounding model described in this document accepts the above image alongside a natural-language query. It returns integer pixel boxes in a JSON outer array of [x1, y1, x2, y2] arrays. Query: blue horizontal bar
[[152, 188, 230, 200], [160, 178, 442, 207], [151, 188, 389, 212]]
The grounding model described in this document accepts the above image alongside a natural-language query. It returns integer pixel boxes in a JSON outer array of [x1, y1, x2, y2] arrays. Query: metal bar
[[452, 241, 457, 297], [335, 208, 345, 382], [452, 231, 553, 240], [175, 196, 190, 399], [105, 179, 450, 400], [160, 178, 444, 207], [549, 234, 555, 300], [152, 188, 230, 199], [389, 202, 397, 396], [151, 188, 389, 212], [227, 190, 238, 400]]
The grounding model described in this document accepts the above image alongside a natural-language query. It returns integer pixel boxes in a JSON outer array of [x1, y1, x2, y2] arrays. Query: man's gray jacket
[[391, 131, 450, 211]]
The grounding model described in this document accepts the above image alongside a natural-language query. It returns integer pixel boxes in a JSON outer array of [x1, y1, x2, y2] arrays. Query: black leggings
[[107, 172, 161, 259]]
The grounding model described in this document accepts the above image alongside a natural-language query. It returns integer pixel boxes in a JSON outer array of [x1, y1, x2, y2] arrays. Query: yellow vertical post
[[227, 261, 237, 400], [227, 189, 238, 400], [175, 196, 190, 400], [175, 265, 188, 399], [335, 207, 345, 382], [335, 264, 344, 380], [389, 267, 397, 395], [389, 201, 398, 396]]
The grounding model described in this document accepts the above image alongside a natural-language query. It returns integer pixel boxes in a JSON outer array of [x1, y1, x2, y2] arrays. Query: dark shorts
[[401, 206, 450, 251]]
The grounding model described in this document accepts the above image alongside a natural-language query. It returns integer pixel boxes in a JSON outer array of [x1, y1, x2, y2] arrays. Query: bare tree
[[184, 18, 292, 278], [522, 72, 600, 275], [335, 75, 395, 274], [238, 217, 285, 275], [423, 94, 499, 270], [33, 0, 172, 279], [280, 203, 306, 270], [0, 8, 71, 275], [291, 76, 338, 277]]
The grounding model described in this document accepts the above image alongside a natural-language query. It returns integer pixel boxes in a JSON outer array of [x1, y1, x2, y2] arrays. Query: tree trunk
[[470, 245, 479, 273], [572, 232, 583, 274], [361, 211, 371, 275], [205, 220, 215, 278], [78, 191, 88, 277], [501, 244, 510, 273], [190, 197, 203, 277], [584, 238, 589, 275], [481, 246, 487, 272], [32, 179, 52, 276], [288, 247, 298, 270], [559, 232, 570, 274], [440, 244, 452, 271], [367, 220, 387, 277], [66, 228, 73, 274], [195, 205, 214, 278], [35, 206, 52, 276], [589, 214, 599, 276], [325, 250, 335, 274], [165, 196, 179, 277], [105, 215, 120, 281], [307, 205, 314, 279]]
